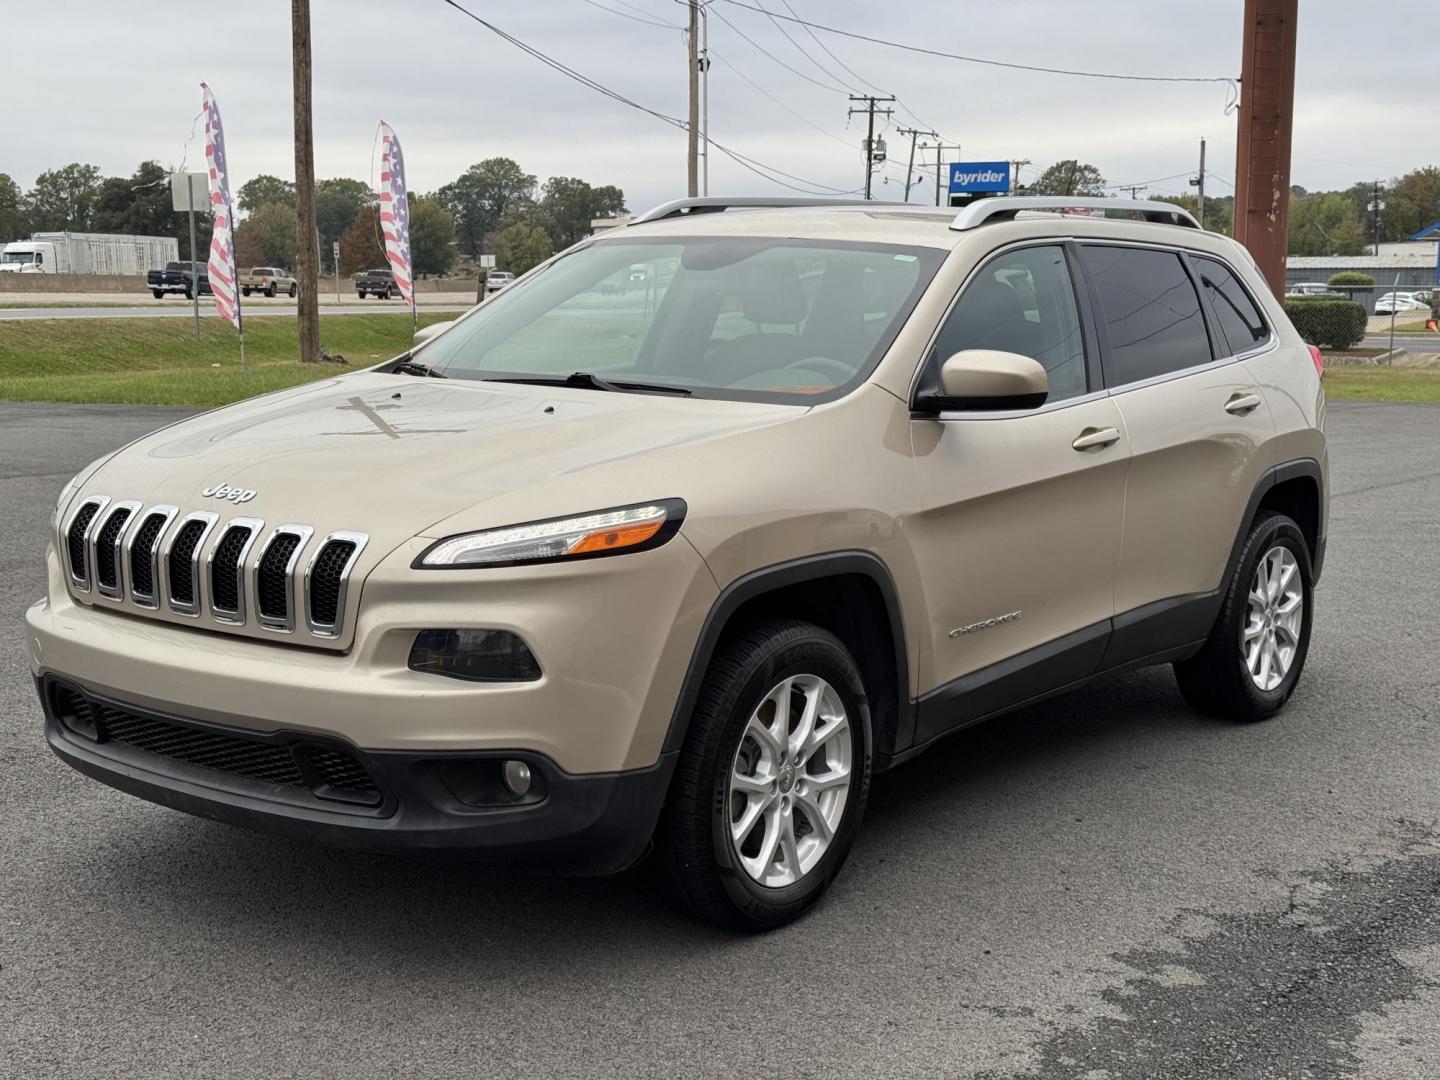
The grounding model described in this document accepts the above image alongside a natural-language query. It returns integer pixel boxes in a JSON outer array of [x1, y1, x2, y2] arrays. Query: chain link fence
[[1283, 277, 1439, 352]]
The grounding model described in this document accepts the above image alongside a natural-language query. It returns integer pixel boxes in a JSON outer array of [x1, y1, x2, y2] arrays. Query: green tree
[[409, 196, 456, 277], [1151, 193, 1234, 236], [436, 158, 536, 257], [235, 201, 297, 268], [1027, 160, 1107, 196], [1287, 192, 1366, 256], [0, 173, 26, 242], [26, 163, 104, 231], [237, 175, 296, 215], [92, 160, 213, 256], [537, 176, 627, 250], [1383, 167, 1440, 241], [493, 222, 553, 275], [315, 177, 373, 270], [339, 204, 385, 275]]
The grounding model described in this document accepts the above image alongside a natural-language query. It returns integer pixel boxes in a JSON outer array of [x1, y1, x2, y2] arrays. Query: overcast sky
[[7, 0, 1430, 216]]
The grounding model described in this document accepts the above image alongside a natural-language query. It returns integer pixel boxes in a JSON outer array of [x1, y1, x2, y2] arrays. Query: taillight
[[1307, 344, 1325, 380]]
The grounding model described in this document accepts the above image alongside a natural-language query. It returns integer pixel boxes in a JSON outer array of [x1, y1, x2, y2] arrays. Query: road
[[0, 301, 473, 321], [2, 400, 1439, 1078]]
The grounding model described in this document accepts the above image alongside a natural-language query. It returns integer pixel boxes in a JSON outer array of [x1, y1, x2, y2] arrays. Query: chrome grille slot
[[208, 518, 263, 623], [164, 512, 218, 616], [126, 506, 176, 608], [305, 532, 368, 637], [91, 502, 137, 599], [64, 497, 108, 590], [253, 525, 313, 633]]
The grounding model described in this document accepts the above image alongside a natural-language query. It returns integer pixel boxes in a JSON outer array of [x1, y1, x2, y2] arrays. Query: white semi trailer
[[0, 232, 179, 275]]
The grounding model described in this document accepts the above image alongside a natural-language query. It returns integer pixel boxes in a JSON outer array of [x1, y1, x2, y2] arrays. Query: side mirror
[[413, 320, 455, 348], [916, 349, 1049, 412]]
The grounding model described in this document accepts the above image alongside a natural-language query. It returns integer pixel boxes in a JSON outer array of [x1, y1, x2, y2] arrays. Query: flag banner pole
[[201, 82, 245, 365], [378, 119, 417, 334]]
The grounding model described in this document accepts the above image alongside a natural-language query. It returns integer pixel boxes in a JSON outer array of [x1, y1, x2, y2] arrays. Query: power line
[[707, 4, 848, 93], [715, 0, 1237, 85], [440, 0, 852, 195], [582, 0, 677, 29], [752, 0, 856, 90]]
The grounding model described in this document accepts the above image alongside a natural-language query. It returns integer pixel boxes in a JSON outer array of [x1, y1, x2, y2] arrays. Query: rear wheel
[[357, 290, 366, 299], [288, 283, 297, 298], [657, 620, 871, 931], [151, 289, 163, 299], [1174, 510, 1313, 721], [266, 284, 277, 297]]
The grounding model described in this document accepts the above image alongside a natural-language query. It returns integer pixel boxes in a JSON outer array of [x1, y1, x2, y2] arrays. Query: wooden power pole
[[687, 0, 699, 198], [292, 0, 320, 363], [1233, 0, 1299, 298]]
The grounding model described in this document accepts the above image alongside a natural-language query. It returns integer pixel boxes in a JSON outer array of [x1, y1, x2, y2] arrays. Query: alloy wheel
[[1243, 544, 1303, 692], [726, 673, 852, 888]]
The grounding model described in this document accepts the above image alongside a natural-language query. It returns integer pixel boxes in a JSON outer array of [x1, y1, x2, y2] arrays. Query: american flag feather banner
[[378, 121, 415, 312], [201, 83, 241, 331]]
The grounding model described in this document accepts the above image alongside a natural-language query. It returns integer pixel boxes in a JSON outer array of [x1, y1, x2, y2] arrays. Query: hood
[[83, 371, 797, 558]]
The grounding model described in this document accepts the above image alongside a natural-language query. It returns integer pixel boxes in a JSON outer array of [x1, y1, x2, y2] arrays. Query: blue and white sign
[[949, 161, 1011, 194]]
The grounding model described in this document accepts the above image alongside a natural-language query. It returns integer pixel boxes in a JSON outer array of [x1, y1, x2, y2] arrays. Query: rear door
[[1078, 243, 1276, 664], [907, 243, 1129, 739]]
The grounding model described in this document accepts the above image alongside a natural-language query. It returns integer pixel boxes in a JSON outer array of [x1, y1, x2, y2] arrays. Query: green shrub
[[1327, 271, 1374, 288], [1283, 298, 1367, 349]]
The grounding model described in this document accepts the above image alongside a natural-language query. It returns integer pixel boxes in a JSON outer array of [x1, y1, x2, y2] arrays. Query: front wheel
[[657, 620, 871, 931], [288, 284, 297, 298], [1174, 510, 1314, 721]]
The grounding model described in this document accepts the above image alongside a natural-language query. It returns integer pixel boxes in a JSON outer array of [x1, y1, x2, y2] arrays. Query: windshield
[[415, 236, 944, 403], [1, 251, 36, 265]]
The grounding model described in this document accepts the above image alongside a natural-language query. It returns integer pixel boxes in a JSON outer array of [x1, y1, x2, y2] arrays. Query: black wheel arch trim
[[663, 551, 912, 765], [1227, 458, 1326, 591]]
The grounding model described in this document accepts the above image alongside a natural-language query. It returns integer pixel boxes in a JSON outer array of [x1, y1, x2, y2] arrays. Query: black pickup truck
[[147, 261, 212, 299], [355, 268, 396, 299]]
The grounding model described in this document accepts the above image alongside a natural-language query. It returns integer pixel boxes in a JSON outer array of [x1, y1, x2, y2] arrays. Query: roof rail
[[949, 196, 1201, 232], [632, 196, 882, 224]]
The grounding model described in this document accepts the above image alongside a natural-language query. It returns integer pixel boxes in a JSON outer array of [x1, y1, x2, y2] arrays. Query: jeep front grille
[[60, 495, 367, 644]]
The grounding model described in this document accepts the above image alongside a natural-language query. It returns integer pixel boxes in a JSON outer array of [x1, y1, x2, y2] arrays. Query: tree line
[[0, 158, 628, 278], [1023, 159, 1440, 257]]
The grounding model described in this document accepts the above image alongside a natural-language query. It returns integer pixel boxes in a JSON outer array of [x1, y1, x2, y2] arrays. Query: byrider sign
[[949, 161, 1011, 194]]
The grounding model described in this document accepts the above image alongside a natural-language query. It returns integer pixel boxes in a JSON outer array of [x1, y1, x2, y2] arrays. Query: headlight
[[415, 499, 685, 568]]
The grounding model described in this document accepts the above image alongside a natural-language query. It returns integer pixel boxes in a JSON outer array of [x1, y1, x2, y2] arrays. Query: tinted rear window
[[1193, 255, 1268, 355], [1081, 246, 1212, 385]]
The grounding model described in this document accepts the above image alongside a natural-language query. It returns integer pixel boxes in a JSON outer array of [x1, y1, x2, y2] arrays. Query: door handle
[[1071, 426, 1121, 451], [1225, 392, 1262, 415]]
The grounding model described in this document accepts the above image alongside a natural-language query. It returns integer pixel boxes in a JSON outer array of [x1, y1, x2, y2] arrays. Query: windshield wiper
[[487, 371, 692, 396], [391, 356, 446, 378]]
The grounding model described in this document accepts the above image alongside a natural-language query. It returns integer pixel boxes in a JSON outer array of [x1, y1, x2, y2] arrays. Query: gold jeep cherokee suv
[[30, 196, 1327, 930]]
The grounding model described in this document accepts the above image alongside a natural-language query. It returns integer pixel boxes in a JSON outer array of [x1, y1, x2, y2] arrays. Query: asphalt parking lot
[[3, 399, 1439, 1079]]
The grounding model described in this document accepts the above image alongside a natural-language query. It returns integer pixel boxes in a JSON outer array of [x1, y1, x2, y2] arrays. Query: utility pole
[[1189, 138, 1207, 229], [932, 144, 961, 206], [1007, 159, 1031, 195], [848, 95, 894, 200], [291, 0, 320, 363], [699, 2, 709, 196], [1234, 0, 1299, 297], [1119, 184, 1148, 199], [1369, 181, 1386, 256], [897, 127, 938, 203], [687, 0, 700, 198]]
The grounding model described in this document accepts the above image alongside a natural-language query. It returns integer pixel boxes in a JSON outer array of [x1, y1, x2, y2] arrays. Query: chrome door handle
[[1071, 426, 1121, 451], [1225, 392, 1262, 415]]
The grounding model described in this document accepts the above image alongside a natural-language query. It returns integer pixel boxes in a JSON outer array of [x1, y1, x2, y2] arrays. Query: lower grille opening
[[257, 533, 302, 623], [168, 519, 208, 608], [94, 507, 133, 591], [210, 525, 252, 614], [67, 501, 102, 584], [50, 683, 382, 807], [309, 539, 357, 627], [129, 512, 169, 601]]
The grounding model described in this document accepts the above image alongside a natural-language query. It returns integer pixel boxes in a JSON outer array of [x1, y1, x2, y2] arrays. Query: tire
[[357, 291, 366, 299], [656, 619, 872, 931], [288, 284, 297, 298], [183, 290, 192, 300], [383, 287, 392, 300], [151, 289, 163, 299], [266, 285, 277, 298], [242, 287, 251, 297], [1173, 510, 1314, 722]]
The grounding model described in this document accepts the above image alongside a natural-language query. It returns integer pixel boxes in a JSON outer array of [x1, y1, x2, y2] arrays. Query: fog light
[[502, 759, 533, 797], [409, 629, 542, 682]]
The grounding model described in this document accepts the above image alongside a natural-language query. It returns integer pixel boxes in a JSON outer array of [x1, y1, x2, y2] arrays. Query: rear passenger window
[[1193, 255, 1269, 356], [1080, 246, 1213, 385], [932, 245, 1088, 402]]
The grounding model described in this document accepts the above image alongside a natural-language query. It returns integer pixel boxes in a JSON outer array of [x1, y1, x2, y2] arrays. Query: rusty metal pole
[[292, 0, 321, 363], [1233, 0, 1299, 299]]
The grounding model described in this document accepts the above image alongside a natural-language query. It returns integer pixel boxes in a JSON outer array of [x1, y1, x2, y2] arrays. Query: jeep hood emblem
[[201, 482, 257, 504]]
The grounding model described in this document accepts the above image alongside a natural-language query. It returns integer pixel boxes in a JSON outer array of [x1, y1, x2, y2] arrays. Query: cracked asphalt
[[2, 399, 1439, 1079]]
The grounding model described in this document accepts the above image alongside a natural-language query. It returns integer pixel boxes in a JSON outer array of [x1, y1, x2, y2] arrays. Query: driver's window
[[933, 245, 1087, 402]]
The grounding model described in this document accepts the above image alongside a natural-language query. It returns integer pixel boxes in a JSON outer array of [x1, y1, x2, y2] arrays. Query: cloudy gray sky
[[7, 0, 1430, 215]]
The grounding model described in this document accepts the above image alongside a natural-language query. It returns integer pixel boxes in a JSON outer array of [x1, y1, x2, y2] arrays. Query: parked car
[[239, 267, 297, 298], [356, 268, 395, 299], [146, 260, 211, 299], [34, 196, 1327, 930], [1374, 291, 1428, 315], [485, 270, 516, 294]]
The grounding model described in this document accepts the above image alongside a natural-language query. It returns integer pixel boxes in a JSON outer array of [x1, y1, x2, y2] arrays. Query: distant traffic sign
[[949, 161, 1010, 194]]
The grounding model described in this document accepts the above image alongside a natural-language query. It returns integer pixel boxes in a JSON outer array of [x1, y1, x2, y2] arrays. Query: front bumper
[[41, 675, 675, 873]]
